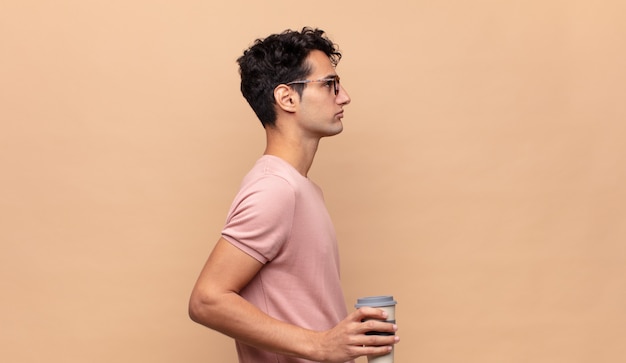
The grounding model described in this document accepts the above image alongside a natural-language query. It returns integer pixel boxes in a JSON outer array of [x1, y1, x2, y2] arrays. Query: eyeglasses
[[286, 75, 340, 95]]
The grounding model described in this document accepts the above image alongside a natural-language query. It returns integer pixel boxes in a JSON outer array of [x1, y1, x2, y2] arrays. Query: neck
[[264, 129, 320, 177]]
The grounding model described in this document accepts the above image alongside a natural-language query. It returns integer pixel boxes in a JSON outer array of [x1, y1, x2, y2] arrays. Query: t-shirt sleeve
[[221, 175, 295, 264]]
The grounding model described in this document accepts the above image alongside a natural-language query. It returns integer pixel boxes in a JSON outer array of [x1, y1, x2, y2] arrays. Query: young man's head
[[237, 27, 342, 128]]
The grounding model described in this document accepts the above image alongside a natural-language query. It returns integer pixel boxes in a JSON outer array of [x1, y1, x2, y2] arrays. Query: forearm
[[189, 289, 322, 361]]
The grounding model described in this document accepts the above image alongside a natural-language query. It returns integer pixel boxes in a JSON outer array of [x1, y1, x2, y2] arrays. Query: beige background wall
[[1, 1, 625, 362]]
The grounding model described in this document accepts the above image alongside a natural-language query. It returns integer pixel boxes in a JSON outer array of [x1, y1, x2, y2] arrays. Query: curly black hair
[[237, 27, 341, 128]]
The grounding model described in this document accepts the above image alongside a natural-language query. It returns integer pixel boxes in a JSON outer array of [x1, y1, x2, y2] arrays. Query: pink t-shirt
[[222, 155, 351, 363]]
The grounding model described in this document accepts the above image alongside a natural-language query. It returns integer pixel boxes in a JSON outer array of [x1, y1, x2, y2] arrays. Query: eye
[[324, 80, 334, 88]]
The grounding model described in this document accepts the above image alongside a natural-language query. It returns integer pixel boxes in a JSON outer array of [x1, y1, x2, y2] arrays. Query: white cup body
[[367, 306, 394, 363], [355, 296, 397, 363], [368, 349, 394, 363]]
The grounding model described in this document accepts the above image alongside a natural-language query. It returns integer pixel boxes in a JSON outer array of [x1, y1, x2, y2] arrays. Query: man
[[189, 27, 399, 363]]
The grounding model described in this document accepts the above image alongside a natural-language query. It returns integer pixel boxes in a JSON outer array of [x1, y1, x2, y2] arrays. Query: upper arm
[[190, 237, 263, 306]]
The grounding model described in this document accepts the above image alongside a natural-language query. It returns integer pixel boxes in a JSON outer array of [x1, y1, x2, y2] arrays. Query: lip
[[335, 110, 344, 118]]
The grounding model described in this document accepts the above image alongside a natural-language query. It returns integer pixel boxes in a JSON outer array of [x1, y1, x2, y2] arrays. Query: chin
[[316, 121, 343, 138], [328, 125, 344, 136]]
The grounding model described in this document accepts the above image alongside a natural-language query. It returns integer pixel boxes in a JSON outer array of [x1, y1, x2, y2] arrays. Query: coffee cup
[[355, 296, 397, 363]]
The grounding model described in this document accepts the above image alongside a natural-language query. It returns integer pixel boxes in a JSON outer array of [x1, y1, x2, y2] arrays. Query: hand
[[312, 307, 399, 363]]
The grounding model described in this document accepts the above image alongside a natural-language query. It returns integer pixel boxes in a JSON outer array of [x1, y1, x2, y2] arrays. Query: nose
[[337, 84, 351, 105]]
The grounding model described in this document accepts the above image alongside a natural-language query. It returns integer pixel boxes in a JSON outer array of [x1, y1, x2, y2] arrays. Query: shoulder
[[232, 157, 299, 211], [241, 155, 307, 189]]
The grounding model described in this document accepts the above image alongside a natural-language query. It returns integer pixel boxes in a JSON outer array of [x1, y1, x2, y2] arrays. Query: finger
[[354, 341, 395, 356], [353, 306, 388, 321], [368, 346, 395, 358], [360, 334, 399, 348]]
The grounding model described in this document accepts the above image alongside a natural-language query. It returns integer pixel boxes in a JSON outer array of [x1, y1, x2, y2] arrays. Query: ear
[[274, 84, 297, 113]]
